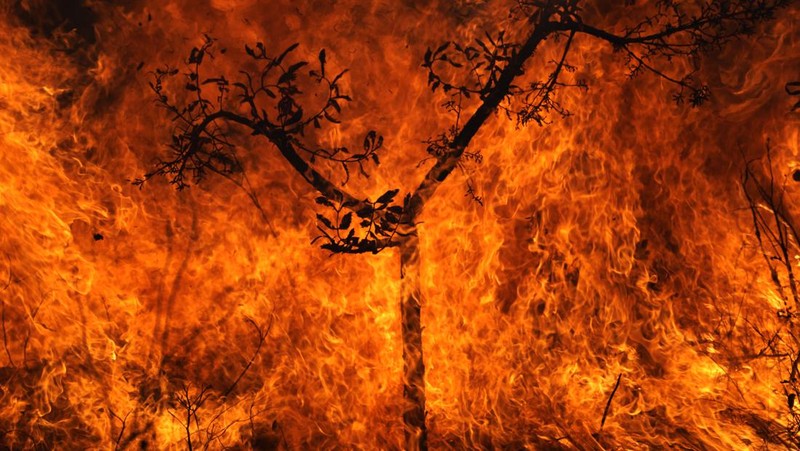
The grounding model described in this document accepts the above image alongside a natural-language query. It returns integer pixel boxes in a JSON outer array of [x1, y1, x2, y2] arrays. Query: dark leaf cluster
[[422, 31, 520, 100], [312, 190, 408, 254], [423, 24, 585, 129], [132, 36, 380, 190]]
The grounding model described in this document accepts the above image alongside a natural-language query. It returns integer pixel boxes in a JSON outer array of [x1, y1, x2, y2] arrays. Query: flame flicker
[[2, 0, 800, 449]]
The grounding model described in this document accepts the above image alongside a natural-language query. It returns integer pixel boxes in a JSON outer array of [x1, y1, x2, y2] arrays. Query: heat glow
[[1, 0, 800, 449]]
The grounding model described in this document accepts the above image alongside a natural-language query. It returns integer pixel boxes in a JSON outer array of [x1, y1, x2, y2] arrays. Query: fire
[[1, 0, 800, 449]]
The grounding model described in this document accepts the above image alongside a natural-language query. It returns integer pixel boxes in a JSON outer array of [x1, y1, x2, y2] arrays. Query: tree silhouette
[[136, 1, 791, 448]]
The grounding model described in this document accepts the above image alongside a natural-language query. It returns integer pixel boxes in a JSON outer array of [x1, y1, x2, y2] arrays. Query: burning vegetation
[[1, 0, 800, 449]]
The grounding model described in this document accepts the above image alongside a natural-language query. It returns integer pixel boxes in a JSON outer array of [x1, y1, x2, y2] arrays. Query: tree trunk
[[399, 227, 427, 451]]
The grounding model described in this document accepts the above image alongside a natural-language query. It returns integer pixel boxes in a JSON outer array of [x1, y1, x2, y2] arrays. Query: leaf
[[376, 219, 391, 233], [276, 42, 300, 65], [278, 71, 296, 85], [331, 69, 348, 86], [316, 214, 334, 229], [188, 47, 204, 64], [476, 38, 491, 54], [185, 83, 198, 91], [324, 111, 341, 124], [202, 77, 227, 85], [364, 130, 377, 151], [319, 49, 326, 77], [434, 41, 450, 56], [286, 108, 303, 125], [485, 31, 497, 46], [376, 189, 399, 204], [287, 61, 309, 74], [388, 206, 403, 214], [339, 212, 352, 230], [356, 206, 374, 219], [786, 81, 800, 96], [329, 99, 341, 113], [315, 196, 333, 207], [371, 153, 380, 165]]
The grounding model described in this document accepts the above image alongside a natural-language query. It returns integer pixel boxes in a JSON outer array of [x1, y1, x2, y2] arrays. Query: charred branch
[[552, 0, 791, 104], [600, 374, 622, 431]]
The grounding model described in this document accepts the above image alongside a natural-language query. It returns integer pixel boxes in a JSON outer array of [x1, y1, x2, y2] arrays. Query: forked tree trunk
[[399, 227, 427, 451]]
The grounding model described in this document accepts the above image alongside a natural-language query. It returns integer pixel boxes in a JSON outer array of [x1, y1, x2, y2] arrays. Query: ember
[[1, 0, 799, 449]]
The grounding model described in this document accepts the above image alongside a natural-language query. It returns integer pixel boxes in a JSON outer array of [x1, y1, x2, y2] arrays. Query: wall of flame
[[1, 0, 799, 448]]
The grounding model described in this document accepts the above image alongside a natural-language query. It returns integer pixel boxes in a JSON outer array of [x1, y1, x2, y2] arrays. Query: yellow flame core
[[1, 0, 799, 449]]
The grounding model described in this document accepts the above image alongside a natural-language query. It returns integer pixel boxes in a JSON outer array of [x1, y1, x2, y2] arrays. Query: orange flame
[[1, 0, 800, 448]]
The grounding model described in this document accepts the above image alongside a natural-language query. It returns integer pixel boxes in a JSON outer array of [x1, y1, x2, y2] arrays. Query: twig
[[600, 374, 622, 430], [110, 409, 131, 451], [221, 316, 271, 399], [1, 254, 13, 367]]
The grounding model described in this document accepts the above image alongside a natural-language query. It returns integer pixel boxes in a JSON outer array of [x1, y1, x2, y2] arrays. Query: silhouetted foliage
[[136, 1, 792, 449], [135, 35, 377, 190], [311, 189, 408, 253], [133, 35, 401, 253], [138, 1, 790, 255]]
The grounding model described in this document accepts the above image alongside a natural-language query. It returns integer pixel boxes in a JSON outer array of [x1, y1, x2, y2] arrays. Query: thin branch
[[0, 254, 11, 368], [600, 374, 622, 430], [409, 20, 555, 218], [550, 3, 786, 48], [221, 317, 271, 399]]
